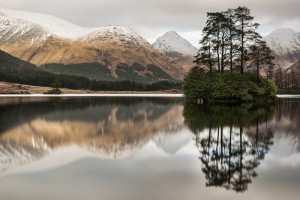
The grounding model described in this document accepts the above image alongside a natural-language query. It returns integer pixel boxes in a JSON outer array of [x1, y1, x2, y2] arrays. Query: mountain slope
[[0, 7, 89, 39], [263, 28, 300, 69], [0, 8, 185, 82], [153, 30, 197, 57], [153, 31, 197, 72], [0, 49, 43, 71], [286, 60, 300, 74]]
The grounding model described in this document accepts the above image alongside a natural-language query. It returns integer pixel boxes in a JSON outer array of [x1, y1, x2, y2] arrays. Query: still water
[[0, 97, 299, 200]]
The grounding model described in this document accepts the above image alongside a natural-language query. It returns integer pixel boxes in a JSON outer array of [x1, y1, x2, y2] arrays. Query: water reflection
[[0, 97, 184, 172], [184, 103, 275, 192], [0, 97, 299, 200]]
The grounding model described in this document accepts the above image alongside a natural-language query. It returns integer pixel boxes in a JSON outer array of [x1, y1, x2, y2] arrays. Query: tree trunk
[[221, 36, 225, 74], [240, 18, 244, 74], [230, 34, 233, 73], [256, 57, 259, 84]]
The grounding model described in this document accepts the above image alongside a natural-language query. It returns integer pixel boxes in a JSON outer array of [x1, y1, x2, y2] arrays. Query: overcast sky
[[0, 0, 299, 47]]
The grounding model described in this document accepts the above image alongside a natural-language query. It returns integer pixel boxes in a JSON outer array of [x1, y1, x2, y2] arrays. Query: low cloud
[[0, 0, 299, 46]]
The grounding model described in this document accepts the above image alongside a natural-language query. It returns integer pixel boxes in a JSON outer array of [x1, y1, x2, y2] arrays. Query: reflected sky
[[0, 97, 299, 200]]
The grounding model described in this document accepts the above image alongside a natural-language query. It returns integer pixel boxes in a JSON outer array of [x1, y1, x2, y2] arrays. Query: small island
[[183, 6, 278, 103]]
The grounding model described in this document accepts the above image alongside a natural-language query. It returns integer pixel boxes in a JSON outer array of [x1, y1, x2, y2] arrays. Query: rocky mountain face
[[0, 8, 185, 82], [263, 28, 300, 69], [153, 30, 198, 72], [285, 60, 300, 74]]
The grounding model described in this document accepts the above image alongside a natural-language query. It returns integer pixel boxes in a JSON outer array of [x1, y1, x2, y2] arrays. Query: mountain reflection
[[0, 97, 184, 172], [184, 103, 276, 192]]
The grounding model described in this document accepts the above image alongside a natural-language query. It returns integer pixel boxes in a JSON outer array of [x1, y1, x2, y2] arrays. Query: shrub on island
[[183, 67, 277, 103]]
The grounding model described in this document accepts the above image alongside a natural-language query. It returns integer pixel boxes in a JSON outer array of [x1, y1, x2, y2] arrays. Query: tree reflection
[[184, 103, 275, 192]]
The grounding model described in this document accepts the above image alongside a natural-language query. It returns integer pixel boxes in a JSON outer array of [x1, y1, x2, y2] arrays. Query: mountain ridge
[[263, 28, 300, 69], [153, 30, 198, 72], [0, 7, 185, 82]]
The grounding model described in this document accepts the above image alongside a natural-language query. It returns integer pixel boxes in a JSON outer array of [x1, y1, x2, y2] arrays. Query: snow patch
[[0, 7, 90, 39], [263, 28, 300, 56], [82, 25, 152, 47]]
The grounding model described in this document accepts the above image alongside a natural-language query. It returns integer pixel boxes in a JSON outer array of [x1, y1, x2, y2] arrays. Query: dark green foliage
[[43, 62, 175, 83], [277, 88, 300, 94], [43, 88, 62, 94], [195, 6, 261, 75], [183, 67, 277, 102], [42, 63, 116, 81], [133, 63, 145, 71], [52, 79, 62, 89], [115, 65, 148, 82], [147, 64, 175, 81], [234, 6, 261, 74], [190, 7, 277, 102], [0, 65, 90, 89], [248, 40, 275, 83], [183, 102, 275, 133], [0, 64, 182, 91], [0, 50, 43, 71], [89, 80, 182, 91], [114, 64, 176, 83]]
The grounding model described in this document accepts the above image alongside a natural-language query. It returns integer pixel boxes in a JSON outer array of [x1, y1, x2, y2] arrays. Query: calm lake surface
[[0, 96, 299, 200]]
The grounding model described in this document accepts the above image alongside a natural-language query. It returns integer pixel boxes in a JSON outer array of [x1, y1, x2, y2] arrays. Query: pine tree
[[248, 40, 275, 83], [195, 34, 215, 73], [234, 6, 260, 74], [207, 12, 222, 72], [224, 9, 239, 73], [195, 12, 235, 74], [195, 13, 220, 73]]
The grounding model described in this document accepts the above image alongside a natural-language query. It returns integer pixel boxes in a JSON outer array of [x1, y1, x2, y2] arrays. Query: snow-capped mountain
[[0, 7, 89, 39], [81, 26, 152, 48], [153, 30, 197, 57], [153, 31, 198, 72], [0, 7, 185, 82], [263, 28, 300, 67]]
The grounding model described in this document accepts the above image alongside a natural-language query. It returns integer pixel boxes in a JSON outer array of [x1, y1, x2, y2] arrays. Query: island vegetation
[[183, 6, 278, 102]]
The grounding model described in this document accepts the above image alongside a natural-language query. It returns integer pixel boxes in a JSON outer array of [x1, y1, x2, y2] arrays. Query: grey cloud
[[0, 0, 299, 45]]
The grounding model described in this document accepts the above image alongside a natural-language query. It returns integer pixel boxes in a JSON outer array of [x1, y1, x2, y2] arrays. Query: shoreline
[[0, 93, 184, 97], [0, 94, 299, 98], [0, 81, 182, 96], [1, 82, 299, 98]]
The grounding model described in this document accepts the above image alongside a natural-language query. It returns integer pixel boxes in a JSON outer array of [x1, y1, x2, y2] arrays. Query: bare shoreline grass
[[0, 81, 183, 95]]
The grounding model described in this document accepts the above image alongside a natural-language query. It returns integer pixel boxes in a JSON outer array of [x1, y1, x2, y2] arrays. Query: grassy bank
[[277, 88, 300, 95]]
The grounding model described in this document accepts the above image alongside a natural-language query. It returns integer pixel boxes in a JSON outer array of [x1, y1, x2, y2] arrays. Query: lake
[[0, 96, 299, 200]]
